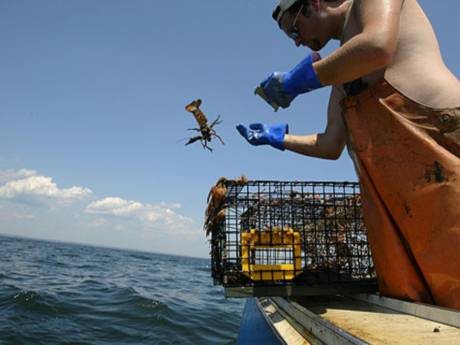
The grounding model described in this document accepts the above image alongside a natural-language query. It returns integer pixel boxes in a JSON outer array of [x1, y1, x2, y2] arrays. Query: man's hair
[[287, 0, 312, 18], [272, 0, 336, 22]]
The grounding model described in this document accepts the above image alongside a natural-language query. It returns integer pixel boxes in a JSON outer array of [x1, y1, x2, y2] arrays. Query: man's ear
[[312, 0, 321, 12]]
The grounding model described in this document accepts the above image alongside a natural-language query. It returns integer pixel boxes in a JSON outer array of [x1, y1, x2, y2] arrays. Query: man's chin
[[304, 39, 323, 51]]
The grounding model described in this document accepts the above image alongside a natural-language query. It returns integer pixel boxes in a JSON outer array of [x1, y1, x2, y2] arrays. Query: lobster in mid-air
[[184, 99, 224, 152]]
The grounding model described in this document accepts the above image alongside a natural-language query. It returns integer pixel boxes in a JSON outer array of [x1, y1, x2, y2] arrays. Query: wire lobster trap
[[209, 180, 377, 297]]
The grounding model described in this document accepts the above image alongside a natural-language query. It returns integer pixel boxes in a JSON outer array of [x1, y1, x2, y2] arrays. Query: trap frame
[[210, 180, 377, 297]]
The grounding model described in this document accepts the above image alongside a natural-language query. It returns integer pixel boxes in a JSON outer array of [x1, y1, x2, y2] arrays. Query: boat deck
[[257, 294, 460, 344]]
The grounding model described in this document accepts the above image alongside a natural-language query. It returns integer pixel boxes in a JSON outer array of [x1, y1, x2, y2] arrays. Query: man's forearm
[[284, 134, 342, 160]]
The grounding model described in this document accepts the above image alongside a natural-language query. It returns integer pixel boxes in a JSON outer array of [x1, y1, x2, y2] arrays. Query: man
[[237, 0, 460, 309]]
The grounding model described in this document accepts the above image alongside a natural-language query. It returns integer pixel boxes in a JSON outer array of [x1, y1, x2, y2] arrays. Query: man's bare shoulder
[[349, 0, 460, 108]]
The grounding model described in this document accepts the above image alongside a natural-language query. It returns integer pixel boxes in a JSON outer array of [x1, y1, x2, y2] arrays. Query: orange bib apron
[[341, 79, 460, 309]]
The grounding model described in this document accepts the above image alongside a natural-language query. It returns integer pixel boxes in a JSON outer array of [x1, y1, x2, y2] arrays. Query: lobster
[[184, 99, 224, 152]]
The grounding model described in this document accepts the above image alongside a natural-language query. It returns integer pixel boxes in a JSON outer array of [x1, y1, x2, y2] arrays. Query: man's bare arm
[[315, 0, 403, 85], [284, 87, 346, 159]]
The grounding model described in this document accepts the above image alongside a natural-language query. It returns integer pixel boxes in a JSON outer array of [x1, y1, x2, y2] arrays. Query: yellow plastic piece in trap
[[241, 228, 302, 281]]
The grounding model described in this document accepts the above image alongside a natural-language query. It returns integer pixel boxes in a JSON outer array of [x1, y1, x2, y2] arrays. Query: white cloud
[[0, 169, 37, 183], [0, 169, 199, 236], [0, 169, 92, 201], [86, 197, 194, 231], [86, 197, 142, 216], [159, 201, 182, 209]]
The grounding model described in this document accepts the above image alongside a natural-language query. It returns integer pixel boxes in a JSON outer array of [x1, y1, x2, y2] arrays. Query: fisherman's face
[[279, 5, 327, 51]]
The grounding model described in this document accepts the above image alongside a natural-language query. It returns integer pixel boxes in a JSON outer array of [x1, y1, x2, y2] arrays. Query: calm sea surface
[[0, 235, 244, 345]]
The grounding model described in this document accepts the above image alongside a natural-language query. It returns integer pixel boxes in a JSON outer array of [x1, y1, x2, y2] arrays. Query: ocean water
[[0, 235, 244, 345]]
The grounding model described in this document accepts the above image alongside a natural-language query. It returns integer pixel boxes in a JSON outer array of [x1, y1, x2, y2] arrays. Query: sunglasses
[[288, 4, 304, 40]]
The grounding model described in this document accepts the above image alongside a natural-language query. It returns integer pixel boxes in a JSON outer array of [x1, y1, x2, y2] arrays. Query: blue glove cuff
[[283, 53, 322, 95], [269, 123, 289, 151]]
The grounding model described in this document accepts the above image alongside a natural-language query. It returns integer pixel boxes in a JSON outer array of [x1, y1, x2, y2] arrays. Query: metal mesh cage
[[210, 180, 376, 292]]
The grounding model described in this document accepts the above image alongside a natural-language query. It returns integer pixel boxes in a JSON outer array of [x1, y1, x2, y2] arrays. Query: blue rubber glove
[[236, 123, 288, 151], [257, 52, 322, 109]]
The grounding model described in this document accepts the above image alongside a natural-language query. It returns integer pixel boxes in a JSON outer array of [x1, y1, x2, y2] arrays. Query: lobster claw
[[185, 99, 202, 113], [185, 136, 202, 146]]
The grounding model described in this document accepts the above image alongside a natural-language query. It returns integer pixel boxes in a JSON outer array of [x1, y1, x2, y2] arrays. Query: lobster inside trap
[[208, 180, 377, 297]]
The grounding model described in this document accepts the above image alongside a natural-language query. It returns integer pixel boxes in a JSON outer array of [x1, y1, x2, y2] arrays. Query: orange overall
[[341, 79, 460, 309]]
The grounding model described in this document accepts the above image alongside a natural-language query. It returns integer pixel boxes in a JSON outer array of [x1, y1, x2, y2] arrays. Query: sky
[[1, 1, 459, 258]]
